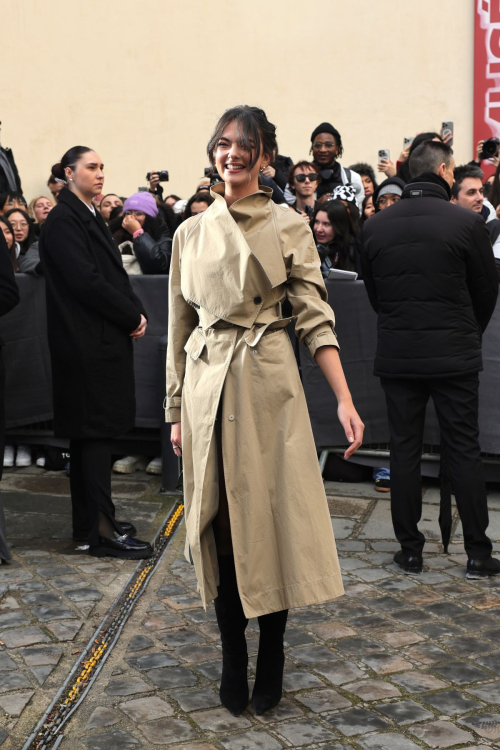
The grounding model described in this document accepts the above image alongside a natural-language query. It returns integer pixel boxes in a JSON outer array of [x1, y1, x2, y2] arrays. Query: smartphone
[[378, 149, 390, 162], [137, 186, 149, 192], [442, 121, 454, 146], [403, 137, 414, 148]]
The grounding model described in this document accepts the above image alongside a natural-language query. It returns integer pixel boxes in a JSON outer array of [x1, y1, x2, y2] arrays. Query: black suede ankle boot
[[252, 609, 288, 715], [213, 555, 249, 716]]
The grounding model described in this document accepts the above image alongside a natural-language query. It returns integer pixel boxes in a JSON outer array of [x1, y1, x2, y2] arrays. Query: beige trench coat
[[165, 184, 344, 618]]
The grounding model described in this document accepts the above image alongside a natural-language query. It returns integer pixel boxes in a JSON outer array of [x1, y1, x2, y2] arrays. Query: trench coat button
[[254, 296, 262, 304], [228, 414, 235, 421]]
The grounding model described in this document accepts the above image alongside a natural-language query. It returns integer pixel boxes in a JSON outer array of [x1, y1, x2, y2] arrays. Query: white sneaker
[[3, 445, 14, 468], [146, 457, 162, 475], [15, 445, 32, 467], [36, 456, 46, 467], [112, 455, 148, 474]]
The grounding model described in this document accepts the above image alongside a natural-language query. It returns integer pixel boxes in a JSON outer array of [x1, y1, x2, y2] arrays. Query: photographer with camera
[[147, 170, 170, 201], [287, 161, 320, 223], [121, 192, 172, 274]]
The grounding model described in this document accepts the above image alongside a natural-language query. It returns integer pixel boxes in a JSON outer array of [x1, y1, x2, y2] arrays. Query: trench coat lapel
[[180, 186, 287, 327]]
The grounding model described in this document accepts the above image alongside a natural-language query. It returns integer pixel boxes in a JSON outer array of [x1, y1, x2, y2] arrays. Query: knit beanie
[[122, 192, 158, 218], [311, 122, 339, 143]]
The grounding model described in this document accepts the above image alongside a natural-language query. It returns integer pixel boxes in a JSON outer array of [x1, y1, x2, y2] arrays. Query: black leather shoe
[[394, 550, 423, 574], [73, 521, 137, 542], [466, 556, 500, 579], [88, 533, 153, 559]]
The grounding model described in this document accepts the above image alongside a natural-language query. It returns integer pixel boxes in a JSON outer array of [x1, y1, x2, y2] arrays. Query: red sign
[[475, 0, 500, 174]]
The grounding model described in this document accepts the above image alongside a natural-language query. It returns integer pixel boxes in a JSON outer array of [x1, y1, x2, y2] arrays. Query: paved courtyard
[[1, 469, 500, 748]]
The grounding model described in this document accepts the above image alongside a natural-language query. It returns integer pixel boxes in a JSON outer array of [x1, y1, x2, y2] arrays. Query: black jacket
[[133, 228, 172, 274], [361, 172, 499, 378], [272, 154, 294, 191], [0, 148, 22, 195], [0, 232, 19, 479], [39, 189, 146, 438]]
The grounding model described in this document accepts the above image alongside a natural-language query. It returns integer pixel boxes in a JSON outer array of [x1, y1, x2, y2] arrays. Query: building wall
[[1, 0, 474, 202]]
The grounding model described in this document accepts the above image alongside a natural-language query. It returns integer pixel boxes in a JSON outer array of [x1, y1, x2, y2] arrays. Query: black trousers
[[69, 439, 122, 547], [380, 374, 492, 559]]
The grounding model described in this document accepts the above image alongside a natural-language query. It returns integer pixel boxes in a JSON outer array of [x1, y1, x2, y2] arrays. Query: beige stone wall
[[1, 0, 473, 202]]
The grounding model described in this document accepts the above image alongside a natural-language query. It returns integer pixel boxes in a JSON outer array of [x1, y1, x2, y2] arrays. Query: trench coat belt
[[208, 311, 295, 348]]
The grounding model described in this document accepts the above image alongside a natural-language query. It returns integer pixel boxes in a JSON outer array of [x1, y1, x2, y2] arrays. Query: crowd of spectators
[[2, 120, 500, 477]]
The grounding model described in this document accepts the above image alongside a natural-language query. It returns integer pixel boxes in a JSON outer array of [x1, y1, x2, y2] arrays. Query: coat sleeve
[[42, 215, 142, 332], [0, 231, 19, 317], [165, 228, 199, 423], [465, 217, 499, 332], [279, 208, 339, 358], [133, 230, 172, 274]]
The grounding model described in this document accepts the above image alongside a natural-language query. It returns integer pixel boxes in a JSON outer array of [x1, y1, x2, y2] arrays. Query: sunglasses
[[294, 173, 320, 183]]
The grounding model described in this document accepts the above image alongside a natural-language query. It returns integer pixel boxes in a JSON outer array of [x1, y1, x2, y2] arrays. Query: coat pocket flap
[[184, 328, 206, 360]]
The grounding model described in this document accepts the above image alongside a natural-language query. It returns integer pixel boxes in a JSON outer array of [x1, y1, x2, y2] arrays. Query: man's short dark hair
[[409, 140, 453, 178], [451, 164, 484, 199]]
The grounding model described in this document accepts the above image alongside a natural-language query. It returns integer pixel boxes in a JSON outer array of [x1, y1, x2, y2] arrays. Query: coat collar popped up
[[180, 183, 288, 328]]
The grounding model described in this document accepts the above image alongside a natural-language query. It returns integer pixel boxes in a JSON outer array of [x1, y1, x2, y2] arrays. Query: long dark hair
[[3, 208, 36, 255], [51, 146, 93, 183], [0, 216, 18, 271], [183, 192, 215, 221], [312, 201, 353, 269], [207, 105, 278, 174]]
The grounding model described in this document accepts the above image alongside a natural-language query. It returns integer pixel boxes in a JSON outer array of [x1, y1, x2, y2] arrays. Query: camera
[[481, 138, 500, 160], [204, 167, 222, 186], [146, 171, 169, 182]]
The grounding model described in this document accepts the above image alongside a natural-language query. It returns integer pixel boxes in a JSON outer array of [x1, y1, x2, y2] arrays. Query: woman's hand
[[398, 145, 411, 164], [300, 210, 311, 225], [130, 314, 147, 340], [261, 165, 276, 179], [171, 422, 182, 457], [148, 171, 161, 193], [337, 398, 365, 459], [377, 158, 396, 177], [122, 214, 142, 235]]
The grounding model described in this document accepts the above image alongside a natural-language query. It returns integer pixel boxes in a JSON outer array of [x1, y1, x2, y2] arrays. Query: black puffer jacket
[[361, 172, 499, 378]]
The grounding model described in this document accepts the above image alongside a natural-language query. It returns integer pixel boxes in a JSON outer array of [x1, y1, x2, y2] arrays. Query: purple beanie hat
[[122, 192, 158, 218]]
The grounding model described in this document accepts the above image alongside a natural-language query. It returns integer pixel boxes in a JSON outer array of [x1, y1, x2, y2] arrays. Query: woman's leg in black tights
[[212, 413, 249, 715]]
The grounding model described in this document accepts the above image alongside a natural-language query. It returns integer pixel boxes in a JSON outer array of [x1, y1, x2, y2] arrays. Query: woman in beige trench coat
[[166, 106, 364, 717]]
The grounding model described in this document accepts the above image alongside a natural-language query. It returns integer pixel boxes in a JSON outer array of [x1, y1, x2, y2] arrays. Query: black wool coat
[[361, 173, 499, 379], [0, 231, 19, 479], [39, 189, 147, 439]]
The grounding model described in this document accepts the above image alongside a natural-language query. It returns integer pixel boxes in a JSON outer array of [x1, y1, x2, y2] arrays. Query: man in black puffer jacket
[[361, 140, 499, 579]]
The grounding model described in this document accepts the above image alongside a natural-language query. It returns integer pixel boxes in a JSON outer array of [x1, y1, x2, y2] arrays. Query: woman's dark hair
[[349, 162, 378, 192], [157, 203, 181, 233], [362, 193, 374, 222], [165, 194, 181, 203], [398, 132, 442, 183], [207, 105, 278, 173], [51, 146, 93, 182], [0, 216, 18, 271], [312, 201, 353, 269], [3, 208, 36, 254], [0, 191, 27, 212], [183, 192, 215, 221]]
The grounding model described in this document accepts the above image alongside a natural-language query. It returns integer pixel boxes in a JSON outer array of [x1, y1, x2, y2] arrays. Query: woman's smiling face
[[215, 120, 267, 190]]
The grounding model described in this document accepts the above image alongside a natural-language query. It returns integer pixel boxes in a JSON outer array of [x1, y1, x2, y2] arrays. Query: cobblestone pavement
[[3, 473, 500, 748]]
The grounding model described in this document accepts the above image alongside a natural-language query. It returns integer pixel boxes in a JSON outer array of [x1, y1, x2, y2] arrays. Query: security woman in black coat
[[39, 146, 152, 559]]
